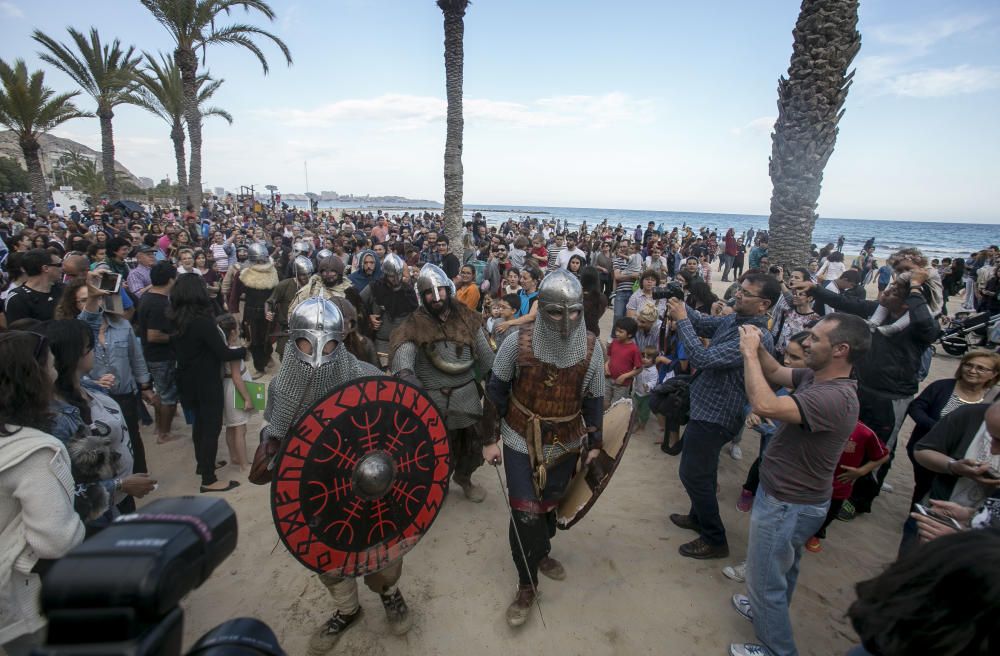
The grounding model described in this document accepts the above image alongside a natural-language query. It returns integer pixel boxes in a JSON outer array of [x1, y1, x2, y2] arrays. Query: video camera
[[651, 281, 685, 302], [35, 497, 285, 656]]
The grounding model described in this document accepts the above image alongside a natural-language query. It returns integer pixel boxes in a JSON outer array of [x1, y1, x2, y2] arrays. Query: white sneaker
[[730, 444, 743, 460], [722, 562, 746, 583], [730, 644, 769, 656], [731, 593, 753, 622]]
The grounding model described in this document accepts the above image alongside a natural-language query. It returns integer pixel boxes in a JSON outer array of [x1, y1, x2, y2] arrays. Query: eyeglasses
[[962, 363, 995, 374], [735, 287, 764, 299]]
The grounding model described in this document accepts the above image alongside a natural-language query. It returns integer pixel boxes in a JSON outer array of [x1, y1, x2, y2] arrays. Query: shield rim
[[270, 376, 450, 576], [555, 398, 633, 530]]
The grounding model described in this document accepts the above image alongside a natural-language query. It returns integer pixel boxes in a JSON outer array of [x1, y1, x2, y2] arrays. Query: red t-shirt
[[530, 246, 548, 261], [832, 422, 889, 500], [607, 339, 641, 381]]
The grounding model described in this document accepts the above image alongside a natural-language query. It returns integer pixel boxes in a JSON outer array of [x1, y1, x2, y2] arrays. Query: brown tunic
[[505, 326, 596, 446]]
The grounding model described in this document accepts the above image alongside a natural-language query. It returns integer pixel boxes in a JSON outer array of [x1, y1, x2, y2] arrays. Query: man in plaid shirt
[[665, 272, 781, 559]]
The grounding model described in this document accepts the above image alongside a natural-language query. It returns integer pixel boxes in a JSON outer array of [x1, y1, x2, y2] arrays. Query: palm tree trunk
[[171, 119, 188, 207], [440, 3, 468, 247], [767, 0, 860, 270], [98, 106, 119, 201], [176, 47, 201, 210], [21, 138, 48, 208]]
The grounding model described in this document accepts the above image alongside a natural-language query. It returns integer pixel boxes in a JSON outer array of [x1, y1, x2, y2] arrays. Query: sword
[[491, 461, 546, 629]]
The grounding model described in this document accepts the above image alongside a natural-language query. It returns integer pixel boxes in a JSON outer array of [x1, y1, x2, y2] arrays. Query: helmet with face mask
[[248, 242, 270, 264], [288, 297, 345, 368], [316, 248, 334, 261], [293, 240, 313, 258], [292, 256, 314, 278], [415, 263, 455, 310], [536, 269, 584, 338], [381, 253, 405, 287]]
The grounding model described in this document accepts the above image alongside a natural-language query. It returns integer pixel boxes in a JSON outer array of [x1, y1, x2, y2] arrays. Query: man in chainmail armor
[[361, 253, 418, 361], [483, 268, 606, 627], [289, 254, 352, 315], [390, 263, 495, 502], [261, 297, 413, 654], [227, 242, 278, 377]]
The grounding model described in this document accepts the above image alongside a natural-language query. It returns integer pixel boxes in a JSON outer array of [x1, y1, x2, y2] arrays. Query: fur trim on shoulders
[[240, 264, 279, 290]]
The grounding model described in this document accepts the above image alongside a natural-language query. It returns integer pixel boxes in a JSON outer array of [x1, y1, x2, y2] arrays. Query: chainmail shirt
[[492, 325, 606, 460], [263, 341, 384, 441], [391, 329, 495, 430]]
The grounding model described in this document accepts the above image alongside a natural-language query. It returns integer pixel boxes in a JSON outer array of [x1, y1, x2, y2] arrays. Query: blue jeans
[[746, 486, 829, 656], [613, 291, 630, 320]]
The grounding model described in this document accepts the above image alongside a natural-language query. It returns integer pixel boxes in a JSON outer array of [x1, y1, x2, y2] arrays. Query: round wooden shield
[[556, 398, 633, 530], [271, 377, 450, 576]]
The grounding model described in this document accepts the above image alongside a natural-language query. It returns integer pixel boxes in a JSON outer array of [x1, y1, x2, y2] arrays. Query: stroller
[[939, 311, 1000, 356]]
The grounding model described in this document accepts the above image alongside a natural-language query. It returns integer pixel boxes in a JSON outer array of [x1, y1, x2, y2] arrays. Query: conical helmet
[[536, 269, 584, 338], [288, 297, 344, 367], [415, 263, 454, 309]]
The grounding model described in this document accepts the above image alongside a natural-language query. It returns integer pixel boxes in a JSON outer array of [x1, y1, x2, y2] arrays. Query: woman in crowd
[[771, 288, 821, 359], [591, 240, 614, 300], [685, 278, 718, 315], [905, 350, 1000, 507], [44, 319, 156, 519], [567, 253, 586, 279], [817, 250, 846, 283], [455, 264, 481, 311], [78, 270, 155, 475], [176, 248, 197, 275], [0, 330, 85, 655], [53, 278, 88, 321], [580, 265, 608, 338], [169, 274, 246, 493]]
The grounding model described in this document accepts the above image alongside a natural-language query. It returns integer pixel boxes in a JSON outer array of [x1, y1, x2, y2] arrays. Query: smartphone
[[914, 503, 963, 530], [98, 271, 122, 294]]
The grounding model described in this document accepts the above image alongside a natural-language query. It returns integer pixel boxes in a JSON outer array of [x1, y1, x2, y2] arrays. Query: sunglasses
[[0, 331, 49, 364]]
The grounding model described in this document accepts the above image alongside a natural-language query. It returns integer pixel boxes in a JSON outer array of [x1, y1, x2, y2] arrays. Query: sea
[[286, 200, 997, 262]]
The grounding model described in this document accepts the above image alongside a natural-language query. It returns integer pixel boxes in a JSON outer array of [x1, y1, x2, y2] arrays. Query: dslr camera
[[650, 281, 685, 302], [35, 497, 284, 656]]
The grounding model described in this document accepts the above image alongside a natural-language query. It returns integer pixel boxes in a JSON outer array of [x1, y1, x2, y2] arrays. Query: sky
[[1, 0, 998, 223]]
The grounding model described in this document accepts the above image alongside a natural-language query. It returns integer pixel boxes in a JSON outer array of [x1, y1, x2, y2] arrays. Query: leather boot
[[505, 584, 537, 627], [307, 607, 362, 655], [454, 476, 486, 503], [539, 556, 566, 581], [379, 588, 412, 636]]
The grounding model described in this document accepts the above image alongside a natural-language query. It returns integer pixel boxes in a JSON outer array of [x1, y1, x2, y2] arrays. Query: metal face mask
[[288, 297, 345, 368], [536, 269, 584, 338]]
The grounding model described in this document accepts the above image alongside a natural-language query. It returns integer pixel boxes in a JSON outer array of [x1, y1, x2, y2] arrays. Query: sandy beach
[[142, 275, 949, 656]]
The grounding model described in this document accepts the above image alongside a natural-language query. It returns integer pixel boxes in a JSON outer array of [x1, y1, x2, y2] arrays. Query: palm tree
[[130, 53, 233, 205], [140, 0, 291, 209], [437, 0, 470, 247], [767, 0, 861, 269], [32, 27, 141, 202], [0, 59, 89, 206]]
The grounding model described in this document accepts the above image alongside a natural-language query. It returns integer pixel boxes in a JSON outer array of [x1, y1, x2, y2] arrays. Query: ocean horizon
[[284, 199, 997, 261]]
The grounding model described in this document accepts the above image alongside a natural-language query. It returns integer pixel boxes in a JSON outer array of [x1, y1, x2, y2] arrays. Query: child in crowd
[[218, 314, 254, 471], [632, 346, 660, 432], [807, 422, 889, 552], [488, 294, 519, 348], [605, 316, 641, 408]]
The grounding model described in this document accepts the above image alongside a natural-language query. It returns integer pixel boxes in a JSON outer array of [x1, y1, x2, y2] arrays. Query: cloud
[[254, 92, 654, 131], [869, 14, 989, 51], [0, 1, 23, 18], [887, 65, 1000, 98], [731, 116, 775, 137]]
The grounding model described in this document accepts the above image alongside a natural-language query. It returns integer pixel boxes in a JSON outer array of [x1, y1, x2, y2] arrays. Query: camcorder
[[35, 497, 285, 656], [650, 281, 685, 302]]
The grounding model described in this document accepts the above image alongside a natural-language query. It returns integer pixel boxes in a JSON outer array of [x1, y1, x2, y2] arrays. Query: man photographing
[[665, 272, 781, 559], [729, 313, 870, 656]]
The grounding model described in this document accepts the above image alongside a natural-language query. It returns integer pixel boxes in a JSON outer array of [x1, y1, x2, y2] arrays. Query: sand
[[138, 275, 950, 656]]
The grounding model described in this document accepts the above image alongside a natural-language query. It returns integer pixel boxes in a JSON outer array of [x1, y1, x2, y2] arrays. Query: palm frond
[[205, 23, 292, 72], [0, 58, 89, 138]]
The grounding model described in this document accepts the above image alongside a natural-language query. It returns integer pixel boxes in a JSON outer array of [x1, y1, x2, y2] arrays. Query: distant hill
[[0, 130, 145, 188]]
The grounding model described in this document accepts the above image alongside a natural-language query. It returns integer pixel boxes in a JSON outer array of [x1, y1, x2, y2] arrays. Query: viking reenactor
[[289, 254, 353, 315], [483, 268, 608, 627], [228, 242, 279, 377], [361, 254, 419, 360], [266, 256, 314, 359], [390, 263, 495, 502], [263, 298, 422, 653]]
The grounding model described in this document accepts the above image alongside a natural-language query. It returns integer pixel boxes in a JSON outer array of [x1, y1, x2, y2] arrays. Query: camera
[[651, 281, 685, 302], [35, 497, 285, 655]]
